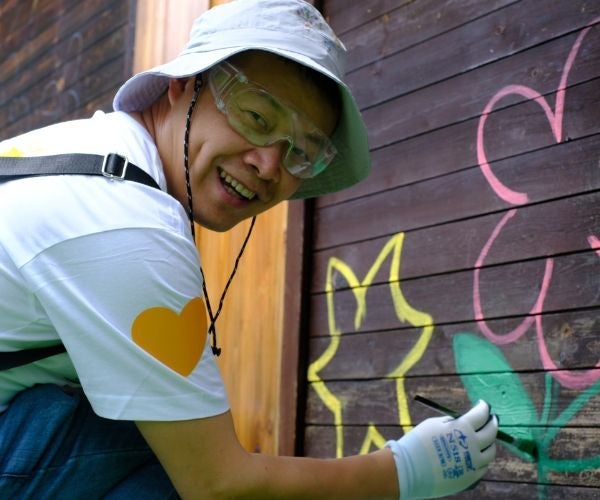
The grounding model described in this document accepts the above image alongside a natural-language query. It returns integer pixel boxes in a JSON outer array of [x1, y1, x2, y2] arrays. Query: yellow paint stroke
[[0, 146, 24, 157], [307, 233, 434, 457], [359, 423, 387, 454]]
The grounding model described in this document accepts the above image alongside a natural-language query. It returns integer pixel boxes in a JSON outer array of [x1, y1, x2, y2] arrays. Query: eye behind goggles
[[208, 61, 337, 179]]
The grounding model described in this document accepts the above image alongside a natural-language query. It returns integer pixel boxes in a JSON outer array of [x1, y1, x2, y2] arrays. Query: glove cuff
[[385, 440, 407, 500], [386, 434, 428, 500]]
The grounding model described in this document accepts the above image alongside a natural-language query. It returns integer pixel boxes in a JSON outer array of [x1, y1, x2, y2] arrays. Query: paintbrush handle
[[414, 395, 513, 445], [413, 395, 537, 459]]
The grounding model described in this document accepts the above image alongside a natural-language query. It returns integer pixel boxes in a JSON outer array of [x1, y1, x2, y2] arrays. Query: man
[[0, 0, 497, 498]]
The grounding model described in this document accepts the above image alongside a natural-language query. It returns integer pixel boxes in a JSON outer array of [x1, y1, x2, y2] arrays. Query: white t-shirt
[[0, 111, 229, 421]]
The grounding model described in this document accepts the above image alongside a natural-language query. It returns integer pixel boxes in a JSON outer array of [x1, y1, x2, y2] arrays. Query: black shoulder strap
[[0, 344, 68, 370], [0, 153, 161, 370], [0, 153, 160, 190]]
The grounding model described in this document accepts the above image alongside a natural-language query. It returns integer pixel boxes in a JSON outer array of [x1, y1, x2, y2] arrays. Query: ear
[[166, 78, 191, 106]]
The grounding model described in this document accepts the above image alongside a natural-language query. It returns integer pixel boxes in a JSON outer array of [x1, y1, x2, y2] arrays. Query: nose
[[245, 141, 287, 182]]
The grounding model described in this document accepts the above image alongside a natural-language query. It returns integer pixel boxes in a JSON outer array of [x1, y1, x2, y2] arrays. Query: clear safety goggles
[[208, 61, 337, 179]]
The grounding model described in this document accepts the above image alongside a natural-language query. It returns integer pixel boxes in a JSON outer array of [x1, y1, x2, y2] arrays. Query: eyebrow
[[258, 92, 285, 113], [305, 132, 324, 145], [253, 88, 328, 145]]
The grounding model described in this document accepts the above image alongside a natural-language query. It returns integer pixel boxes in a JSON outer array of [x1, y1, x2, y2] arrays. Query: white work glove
[[385, 400, 498, 499]]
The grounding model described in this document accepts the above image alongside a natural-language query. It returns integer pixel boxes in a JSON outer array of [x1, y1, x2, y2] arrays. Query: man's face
[[160, 51, 337, 232]]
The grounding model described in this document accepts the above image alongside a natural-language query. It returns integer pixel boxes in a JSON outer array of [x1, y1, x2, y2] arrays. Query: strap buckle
[[101, 153, 129, 180]]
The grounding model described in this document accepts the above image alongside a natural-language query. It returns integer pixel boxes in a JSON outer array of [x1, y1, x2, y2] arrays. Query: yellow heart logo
[[131, 297, 208, 376]]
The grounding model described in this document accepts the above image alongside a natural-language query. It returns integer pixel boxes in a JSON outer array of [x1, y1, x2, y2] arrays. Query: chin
[[194, 215, 240, 233]]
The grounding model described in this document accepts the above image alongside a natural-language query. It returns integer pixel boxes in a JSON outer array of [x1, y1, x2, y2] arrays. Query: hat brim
[[113, 47, 370, 199]]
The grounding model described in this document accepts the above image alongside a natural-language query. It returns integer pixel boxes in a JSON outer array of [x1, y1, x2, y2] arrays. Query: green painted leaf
[[453, 333, 538, 433]]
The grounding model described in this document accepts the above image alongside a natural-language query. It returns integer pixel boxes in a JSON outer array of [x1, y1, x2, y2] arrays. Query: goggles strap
[[184, 74, 255, 357]]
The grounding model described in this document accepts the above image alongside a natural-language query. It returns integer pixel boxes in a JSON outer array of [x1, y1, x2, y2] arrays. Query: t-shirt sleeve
[[19, 227, 229, 421]]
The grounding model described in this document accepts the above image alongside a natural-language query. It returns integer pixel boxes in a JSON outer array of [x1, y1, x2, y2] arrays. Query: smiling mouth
[[218, 168, 257, 201]]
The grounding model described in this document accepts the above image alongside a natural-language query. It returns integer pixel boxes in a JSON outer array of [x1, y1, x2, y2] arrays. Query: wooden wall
[[302, 1, 600, 498], [0, 0, 136, 140]]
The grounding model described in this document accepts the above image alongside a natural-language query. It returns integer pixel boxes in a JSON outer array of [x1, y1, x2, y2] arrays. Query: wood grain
[[302, 2, 600, 495], [0, 0, 136, 139], [305, 374, 600, 426], [308, 309, 600, 378], [312, 191, 600, 290]]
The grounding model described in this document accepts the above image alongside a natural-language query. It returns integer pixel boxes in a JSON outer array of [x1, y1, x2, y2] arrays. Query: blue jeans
[[0, 384, 178, 499]]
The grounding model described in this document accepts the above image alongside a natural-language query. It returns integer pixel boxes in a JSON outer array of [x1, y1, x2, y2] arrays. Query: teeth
[[219, 169, 256, 200]]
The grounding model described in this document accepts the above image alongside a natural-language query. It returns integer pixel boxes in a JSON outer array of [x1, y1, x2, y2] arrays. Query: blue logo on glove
[[454, 429, 469, 450]]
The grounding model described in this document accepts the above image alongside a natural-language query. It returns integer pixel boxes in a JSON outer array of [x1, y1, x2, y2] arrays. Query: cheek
[[189, 112, 246, 163], [279, 172, 303, 199]]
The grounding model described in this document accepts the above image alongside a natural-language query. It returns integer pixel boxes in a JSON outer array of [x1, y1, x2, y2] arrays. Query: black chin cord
[[183, 74, 256, 356]]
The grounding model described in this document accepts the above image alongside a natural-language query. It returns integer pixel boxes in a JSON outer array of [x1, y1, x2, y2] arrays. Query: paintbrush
[[414, 395, 538, 460]]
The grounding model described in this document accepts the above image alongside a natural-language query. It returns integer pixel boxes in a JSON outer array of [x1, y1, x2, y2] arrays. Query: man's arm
[[137, 411, 398, 499], [138, 399, 498, 499]]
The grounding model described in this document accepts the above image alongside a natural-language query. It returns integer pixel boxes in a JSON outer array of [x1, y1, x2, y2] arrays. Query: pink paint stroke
[[589, 235, 600, 258], [475, 213, 600, 390], [476, 18, 597, 206], [474, 209, 553, 345], [474, 18, 600, 390]]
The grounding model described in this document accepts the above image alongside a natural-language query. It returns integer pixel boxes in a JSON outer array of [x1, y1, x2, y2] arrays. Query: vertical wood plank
[[133, 0, 290, 456], [133, 0, 209, 73]]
